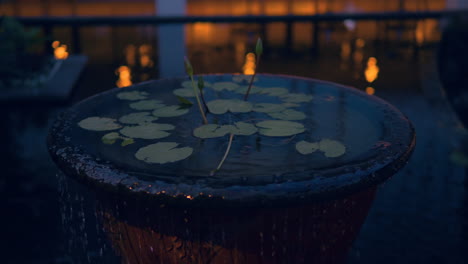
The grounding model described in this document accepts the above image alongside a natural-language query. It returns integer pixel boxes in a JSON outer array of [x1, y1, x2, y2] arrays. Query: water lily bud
[[184, 56, 193, 76], [256, 38, 263, 56]]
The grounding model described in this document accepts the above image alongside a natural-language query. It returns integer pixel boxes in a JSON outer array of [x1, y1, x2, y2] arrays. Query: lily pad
[[207, 99, 253, 114], [129, 100, 165, 110], [182, 80, 211, 89], [173, 87, 196, 97], [260, 87, 289, 97], [211, 82, 240, 92], [234, 85, 263, 95], [193, 124, 233, 139], [232, 75, 258, 83], [193, 122, 257, 139], [121, 138, 135, 146], [116, 91, 149, 101], [295, 140, 319, 155], [120, 123, 175, 139], [268, 109, 307, 120], [135, 142, 193, 164], [118, 112, 158, 124], [253, 103, 287, 113], [280, 93, 313, 103], [78, 117, 122, 131], [319, 139, 346, 158], [102, 132, 120, 144], [256, 120, 305, 137], [152, 105, 189, 117]]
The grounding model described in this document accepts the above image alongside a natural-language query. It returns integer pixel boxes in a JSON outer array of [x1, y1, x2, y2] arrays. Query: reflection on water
[[364, 57, 379, 83]]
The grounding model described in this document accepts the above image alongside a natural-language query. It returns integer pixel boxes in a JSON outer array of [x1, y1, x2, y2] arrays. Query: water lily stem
[[200, 89, 209, 113], [211, 133, 235, 176], [243, 55, 261, 101], [190, 75, 209, 124]]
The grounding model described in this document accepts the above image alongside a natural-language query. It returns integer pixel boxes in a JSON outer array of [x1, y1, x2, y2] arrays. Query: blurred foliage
[[0, 16, 47, 85]]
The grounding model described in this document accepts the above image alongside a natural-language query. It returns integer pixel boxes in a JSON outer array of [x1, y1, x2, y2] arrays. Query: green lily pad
[[280, 93, 313, 103], [234, 85, 263, 95], [182, 80, 211, 89], [135, 142, 193, 164], [207, 99, 253, 114], [152, 105, 189, 117], [101, 132, 135, 146], [121, 138, 135, 146], [120, 123, 175, 139], [230, 121, 258, 136], [78, 117, 122, 131], [260, 87, 289, 96], [295, 140, 319, 155], [102, 132, 120, 144], [116, 91, 149, 101], [193, 122, 257, 139], [283, 102, 301, 108], [129, 100, 165, 110], [193, 124, 232, 139], [211, 82, 240, 92], [232, 75, 258, 83], [253, 103, 287, 113], [319, 139, 346, 158], [118, 112, 158, 124], [256, 120, 305, 137], [268, 109, 306, 120], [173, 87, 196, 97]]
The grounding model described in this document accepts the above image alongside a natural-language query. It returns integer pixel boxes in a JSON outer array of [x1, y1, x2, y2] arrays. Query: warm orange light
[[242, 52, 256, 75], [138, 44, 154, 68], [53, 41, 69, 60], [116, 65, 132, 88], [125, 45, 136, 66], [366, 87, 375, 95], [365, 57, 379, 83], [355, 38, 365, 48]]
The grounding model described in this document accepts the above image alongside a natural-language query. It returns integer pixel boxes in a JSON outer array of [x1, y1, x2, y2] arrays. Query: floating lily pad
[[135, 142, 193, 164], [268, 109, 307, 120], [234, 85, 263, 95], [182, 80, 211, 89], [173, 87, 196, 97], [207, 99, 253, 114], [118, 112, 158, 124], [296, 139, 346, 158], [120, 123, 175, 139], [101, 132, 135, 146], [260, 87, 289, 96], [283, 102, 301, 108], [102, 132, 120, 144], [193, 122, 257, 139], [256, 120, 305, 137], [281, 93, 313, 103], [232, 75, 258, 83], [152, 105, 189, 117], [129, 100, 165, 110], [253, 103, 287, 113], [319, 139, 346, 158], [295, 140, 319, 155], [211, 82, 240, 92], [78, 117, 122, 131], [121, 138, 135, 146], [230, 122, 258, 136], [193, 124, 233, 139], [116, 91, 149, 101]]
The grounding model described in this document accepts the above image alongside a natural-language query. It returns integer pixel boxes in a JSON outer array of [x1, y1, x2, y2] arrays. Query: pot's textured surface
[[48, 74, 415, 205]]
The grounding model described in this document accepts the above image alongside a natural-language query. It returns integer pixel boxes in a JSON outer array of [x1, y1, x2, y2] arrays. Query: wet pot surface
[[48, 74, 415, 263]]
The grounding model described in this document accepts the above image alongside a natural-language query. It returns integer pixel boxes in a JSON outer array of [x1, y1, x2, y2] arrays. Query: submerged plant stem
[[243, 55, 261, 101], [211, 133, 235, 176], [190, 75, 209, 124]]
